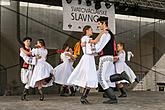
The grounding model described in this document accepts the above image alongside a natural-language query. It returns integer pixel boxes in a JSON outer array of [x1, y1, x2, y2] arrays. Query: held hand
[[35, 44, 38, 48], [113, 56, 119, 62], [100, 30, 104, 34], [81, 42, 86, 47], [65, 53, 71, 56], [100, 30, 107, 36], [103, 29, 108, 33], [36, 55, 41, 59], [70, 58, 75, 62]]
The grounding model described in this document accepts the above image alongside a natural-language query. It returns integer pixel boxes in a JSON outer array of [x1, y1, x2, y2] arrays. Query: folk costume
[[67, 35, 98, 104], [20, 47, 36, 101]]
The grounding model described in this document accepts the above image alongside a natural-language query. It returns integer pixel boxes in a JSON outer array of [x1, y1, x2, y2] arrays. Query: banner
[[62, 0, 115, 33]]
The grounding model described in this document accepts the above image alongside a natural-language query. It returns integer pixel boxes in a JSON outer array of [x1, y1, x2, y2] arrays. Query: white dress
[[29, 48, 54, 88], [67, 35, 98, 88], [53, 52, 74, 85], [115, 50, 136, 83]]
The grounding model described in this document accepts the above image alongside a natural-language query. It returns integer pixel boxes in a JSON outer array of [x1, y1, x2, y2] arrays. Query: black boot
[[80, 88, 90, 104], [70, 86, 76, 96], [38, 89, 44, 101], [110, 71, 131, 83], [21, 88, 29, 101], [65, 87, 69, 94], [118, 88, 127, 98], [44, 73, 55, 83], [103, 92, 108, 98], [135, 78, 139, 83], [60, 86, 68, 96], [59, 87, 65, 96], [103, 87, 118, 104]]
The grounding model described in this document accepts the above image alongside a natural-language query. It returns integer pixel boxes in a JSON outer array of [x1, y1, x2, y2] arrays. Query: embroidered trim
[[98, 57, 113, 89]]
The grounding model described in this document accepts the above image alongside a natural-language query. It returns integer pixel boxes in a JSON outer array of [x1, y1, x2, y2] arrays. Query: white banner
[[62, 0, 115, 33]]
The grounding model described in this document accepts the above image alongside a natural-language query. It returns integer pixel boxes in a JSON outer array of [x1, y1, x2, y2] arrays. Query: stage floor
[[0, 91, 165, 110]]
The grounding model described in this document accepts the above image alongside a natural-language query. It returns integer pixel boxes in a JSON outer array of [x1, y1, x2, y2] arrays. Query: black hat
[[23, 37, 32, 42], [97, 16, 108, 22]]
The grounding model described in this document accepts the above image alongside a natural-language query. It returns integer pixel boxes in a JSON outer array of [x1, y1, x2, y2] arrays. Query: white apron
[[53, 52, 74, 85], [30, 48, 54, 88], [67, 35, 98, 88], [115, 50, 136, 83]]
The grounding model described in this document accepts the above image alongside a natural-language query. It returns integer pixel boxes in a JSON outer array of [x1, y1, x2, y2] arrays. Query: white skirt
[[115, 62, 136, 83], [67, 54, 98, 88], [53, 60, 73, 85], [30, 60, 53, 88]]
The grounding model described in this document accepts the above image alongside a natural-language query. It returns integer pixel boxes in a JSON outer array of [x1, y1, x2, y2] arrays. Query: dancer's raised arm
[[89, 30, 106, 44], [20, 47, 32, 56]]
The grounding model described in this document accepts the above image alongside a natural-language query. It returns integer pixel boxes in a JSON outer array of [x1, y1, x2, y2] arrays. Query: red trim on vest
[[22, 48, 30, 69], [113, 38, 117, 56]]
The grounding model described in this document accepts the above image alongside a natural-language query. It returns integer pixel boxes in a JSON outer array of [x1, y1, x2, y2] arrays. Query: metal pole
[[25, 3, 29, 37], [153, 16, 157, 91], [16, 1, 22, 45], [138, 9, 143, 90], [0, 1, 1, 57], [0, 1, 1, 60]]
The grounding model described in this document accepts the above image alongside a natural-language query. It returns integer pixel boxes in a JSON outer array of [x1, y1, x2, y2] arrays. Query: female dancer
[[67, 25, 103, 104], [114, 42, 137, 97], [53, 45, 75, 96], [29, 39, 54, 101]]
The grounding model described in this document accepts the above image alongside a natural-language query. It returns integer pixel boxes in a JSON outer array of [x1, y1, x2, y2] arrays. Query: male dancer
[[95, 17, 130, 104], [20, 37, 36, 101]]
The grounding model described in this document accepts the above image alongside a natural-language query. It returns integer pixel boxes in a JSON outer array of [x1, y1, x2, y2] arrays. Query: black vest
[[19, 47, 29, 68], [101, 30, 116, 56]]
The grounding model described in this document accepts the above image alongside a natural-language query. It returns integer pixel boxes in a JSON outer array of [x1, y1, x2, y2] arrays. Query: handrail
[[0, 52, 57, 71], [130, 61, 165, 77], [0, 64, 7, 71]]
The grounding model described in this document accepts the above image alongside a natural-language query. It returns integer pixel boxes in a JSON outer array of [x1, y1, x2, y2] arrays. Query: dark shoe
[[44, 74, 54, 83], [105, 88, 117, 101], [65, 88, 70, 94], [40, 94, 44, 101], [80, 88, 90, 104], [21, 89, 29, 101], [69, 86, 76, 96], [60, 86, 68, 97], [60, 93, 68, 97], [81, 88, 90, 99], [38, 89, 44, 101], [80, 97, 90, 104], [103, 99, 118, 104], [103, 92, 108, 98], [118, 94, 127, 98], [135, 78, 139, 83], [118, 88, 127, 98], [69, 93, 75, 96]]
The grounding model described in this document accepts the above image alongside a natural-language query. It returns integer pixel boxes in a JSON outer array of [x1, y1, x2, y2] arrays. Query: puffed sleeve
[[60, 53, 66, 61], [118, 51, 126, 62], [81, 36, 88, 43], [31, 48, 37, 56]]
